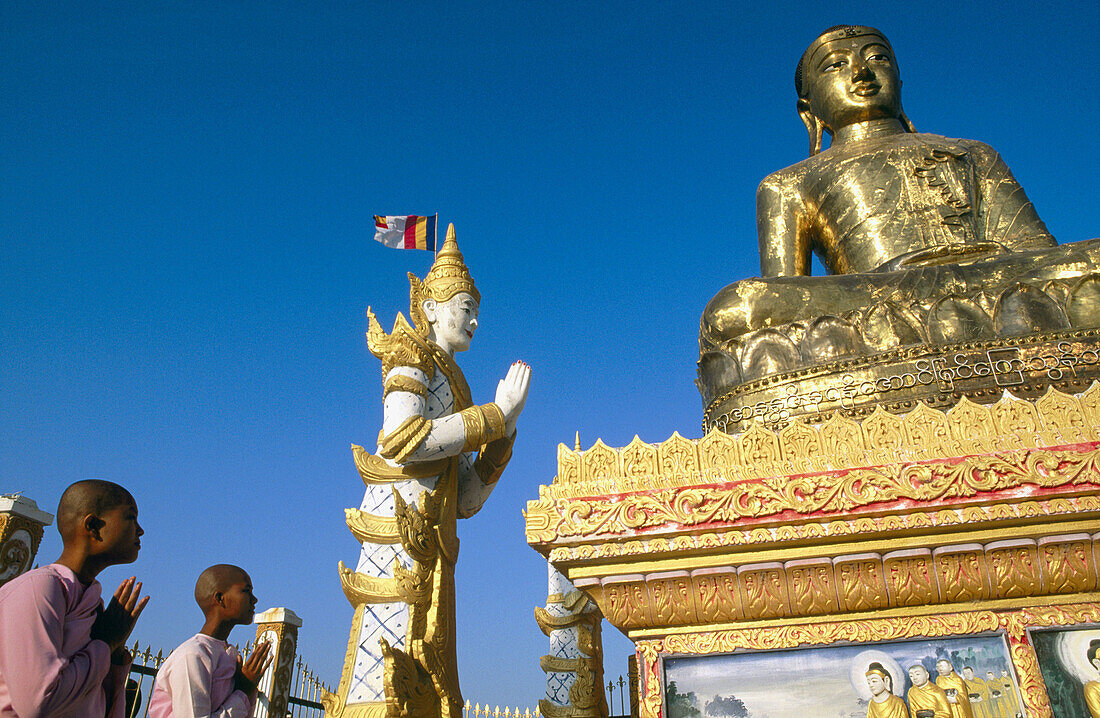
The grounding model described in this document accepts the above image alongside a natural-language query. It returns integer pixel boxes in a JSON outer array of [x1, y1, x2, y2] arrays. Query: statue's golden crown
[[417, 223, 480, 303]]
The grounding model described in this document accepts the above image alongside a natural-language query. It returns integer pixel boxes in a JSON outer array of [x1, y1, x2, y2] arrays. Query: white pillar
[[537, 562, 607, 718], [0, 494, 54, 587], [253, 607, 303, 718]]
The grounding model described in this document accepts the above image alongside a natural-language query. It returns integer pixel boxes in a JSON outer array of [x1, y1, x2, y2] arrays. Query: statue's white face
[[909, 666, 929, 687], [425, 292, 479, 354]]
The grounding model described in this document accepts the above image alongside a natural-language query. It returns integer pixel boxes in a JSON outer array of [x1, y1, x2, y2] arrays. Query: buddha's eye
[[824, 59, 847, 71]]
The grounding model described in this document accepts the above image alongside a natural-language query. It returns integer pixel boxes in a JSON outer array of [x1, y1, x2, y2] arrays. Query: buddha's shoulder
[[902, 132, 999, 156]]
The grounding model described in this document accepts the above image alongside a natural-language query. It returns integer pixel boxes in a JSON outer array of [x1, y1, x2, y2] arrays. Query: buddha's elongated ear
[[797, 98, 825, 156], [900, 107, 917, 133]]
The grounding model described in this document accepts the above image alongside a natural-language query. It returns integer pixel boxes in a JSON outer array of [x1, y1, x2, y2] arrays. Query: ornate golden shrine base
[[527, 386, 1100, 718]]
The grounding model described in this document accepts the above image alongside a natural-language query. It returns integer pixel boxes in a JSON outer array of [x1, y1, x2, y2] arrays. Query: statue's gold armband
[[474, 431, 515, 485], [458, 403, 506, 452], [378, 415, 433, 464], [383, 373, 427, 398]]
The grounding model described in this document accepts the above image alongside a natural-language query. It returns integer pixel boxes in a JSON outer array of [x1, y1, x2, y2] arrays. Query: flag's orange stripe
[[416, 217, 428, 249]]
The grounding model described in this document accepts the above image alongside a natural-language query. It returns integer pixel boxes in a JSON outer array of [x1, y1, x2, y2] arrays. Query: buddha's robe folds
[[907, 681, 952, 718], [867, 693, 908, 718], [1084, 679, 1100, 718], [936, 671, 975, 718]]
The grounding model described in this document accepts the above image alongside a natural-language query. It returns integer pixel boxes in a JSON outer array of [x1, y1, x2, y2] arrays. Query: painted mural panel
[[663, 634, 1022, 718], [1029, 626, 1100, 718]]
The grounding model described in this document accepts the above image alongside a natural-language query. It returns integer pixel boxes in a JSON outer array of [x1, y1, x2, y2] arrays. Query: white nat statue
[[322, 224, 531, 718]]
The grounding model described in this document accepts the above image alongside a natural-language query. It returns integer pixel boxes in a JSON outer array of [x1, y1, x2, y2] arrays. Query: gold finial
[[574, 432, 581, 451], [421, 223, 480, 304]]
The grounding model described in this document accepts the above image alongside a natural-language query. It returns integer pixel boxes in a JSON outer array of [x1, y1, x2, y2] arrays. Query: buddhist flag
[[373, 214, 437, 251]]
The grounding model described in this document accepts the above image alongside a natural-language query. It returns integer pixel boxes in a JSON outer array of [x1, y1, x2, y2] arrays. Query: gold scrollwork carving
[[527, 444, 1100, 543]]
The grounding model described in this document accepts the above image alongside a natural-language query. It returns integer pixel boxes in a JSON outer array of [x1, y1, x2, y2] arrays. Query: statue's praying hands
[[496, 360, 531, 435]]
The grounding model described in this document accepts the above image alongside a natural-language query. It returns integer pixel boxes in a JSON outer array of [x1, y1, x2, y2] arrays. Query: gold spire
[[421, 223, 480, 304]]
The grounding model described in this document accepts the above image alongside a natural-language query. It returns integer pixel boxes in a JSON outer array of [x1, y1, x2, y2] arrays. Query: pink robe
[[147, 634, 253, 718], [0, 564, 129, 718]]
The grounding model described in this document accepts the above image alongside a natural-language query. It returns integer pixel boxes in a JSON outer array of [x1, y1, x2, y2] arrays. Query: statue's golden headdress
[[408, 223, 479, 333]]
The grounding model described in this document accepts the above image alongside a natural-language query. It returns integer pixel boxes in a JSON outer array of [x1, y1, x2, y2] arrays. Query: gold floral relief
[[883, 550, 940, 607], [737, 565, 790, 620], [738, 423, 782, 471], [991, 392, 1041, 439], [933, 546, 989, 602], [785, 560, 839, 616], [778, 420, 822, 472], [835, 555, 887, 612], [697, 428, 739, 479], [658, 432, 699, 482], [1036, 386, 1089, 442], [622, 436, 659, 483], [819, 411, 865, 467], [557, 443, 581, 486], [905, 402, 955, 454], [1038, 535, 1096, 594], [986, 541, 1042, 599], [647, 574, 695, 626], [1080, 382, 1100, 425], [689, 570, 742, 624], [582, 440, 621, 483], [945, 397, 997, 449], [860, 406, 908, 454]]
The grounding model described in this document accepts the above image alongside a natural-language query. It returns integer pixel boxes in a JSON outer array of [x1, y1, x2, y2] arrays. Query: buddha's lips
[[852, 83, 880, 96]]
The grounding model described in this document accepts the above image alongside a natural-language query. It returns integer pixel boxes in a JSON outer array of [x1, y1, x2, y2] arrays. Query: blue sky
[[3, 0, 1098, 708]]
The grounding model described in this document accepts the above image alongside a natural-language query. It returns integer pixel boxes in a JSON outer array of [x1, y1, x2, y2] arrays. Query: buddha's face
[[801, 34, 900, 132], [425, 292, 479, 354], [866, 673, 887, 697], [909, 666, 929, 687]]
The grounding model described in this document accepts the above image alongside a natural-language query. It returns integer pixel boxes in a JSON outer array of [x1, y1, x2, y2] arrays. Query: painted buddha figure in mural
[[324, 225, 531, 718], [699, 25, 1100, 380], [934, 659, 975, 718], [907, 664, 952, 718], [1085, 640, 1100, 717], [865, 663, 907, 718]]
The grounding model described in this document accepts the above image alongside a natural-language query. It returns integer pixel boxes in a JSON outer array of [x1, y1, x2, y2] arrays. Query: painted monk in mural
[[935, 659, 974, 718], [865, 662, 907, 718], [985, 671, 1007, 716], [960, 667, 990, 718], [907, 664, 951, 718]]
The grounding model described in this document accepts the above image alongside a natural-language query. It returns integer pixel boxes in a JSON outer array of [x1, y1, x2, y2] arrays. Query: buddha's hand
[[495, 361, 531, 433]]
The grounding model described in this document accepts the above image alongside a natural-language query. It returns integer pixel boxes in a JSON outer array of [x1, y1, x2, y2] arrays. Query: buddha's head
[[795, 25, 914, 155], [909, 664, 930, 687], [865, 663, 891, 697], [1089, 640, 1100, 673]]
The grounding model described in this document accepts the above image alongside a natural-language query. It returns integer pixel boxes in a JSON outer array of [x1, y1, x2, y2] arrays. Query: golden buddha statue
[[697, 25, 1100, 428]]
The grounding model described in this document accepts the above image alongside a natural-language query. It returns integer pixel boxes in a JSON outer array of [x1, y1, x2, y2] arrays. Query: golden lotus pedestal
[[525, 387, 1100, 718]]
